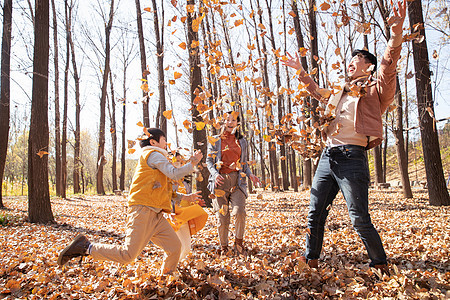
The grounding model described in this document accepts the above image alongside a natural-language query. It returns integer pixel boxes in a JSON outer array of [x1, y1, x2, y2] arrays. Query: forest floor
[[0, 189, 449, 299]]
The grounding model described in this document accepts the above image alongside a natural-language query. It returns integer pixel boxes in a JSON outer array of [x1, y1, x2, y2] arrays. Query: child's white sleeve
[[147, 152, 195, 180]]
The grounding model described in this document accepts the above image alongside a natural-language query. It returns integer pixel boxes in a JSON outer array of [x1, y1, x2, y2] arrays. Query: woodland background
[[0, 0, 449, 214]]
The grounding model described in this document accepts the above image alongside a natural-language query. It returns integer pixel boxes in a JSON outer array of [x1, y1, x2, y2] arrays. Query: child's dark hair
[[139, 128, 166, 148]]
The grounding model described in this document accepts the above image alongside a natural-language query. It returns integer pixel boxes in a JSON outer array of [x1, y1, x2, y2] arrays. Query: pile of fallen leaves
[[1, 190, 449, 299]]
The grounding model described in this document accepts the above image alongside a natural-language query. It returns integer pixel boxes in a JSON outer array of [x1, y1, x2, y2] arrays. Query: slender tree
[[28, 0, 54, 223], [96, 0, 115, 195], [377, 0, 412, 197], [108, 71, 118, 192], [265, 0, 289, 190], [151, 0, 166, 133], [283, 0, 297, 191], [68, 0, 81, 194], [0, 0, 12, 208], [291, 0, 312, 188], [135, 0, 150, 127], [408, 0, 449, 205], [186, 0, 209, 205], [118, 31, 136, 191], [61, 0, 71, 199], [307, 0, 320, 178], [255, 0, 279, 190], [50, 0, 62, 197]]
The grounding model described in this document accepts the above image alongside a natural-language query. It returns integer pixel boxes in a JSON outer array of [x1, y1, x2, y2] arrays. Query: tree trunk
[[393, 79, 413, 198], [135, 0, 150, 127], [120, 61, 127, 191], [120, 93, 126, 191], [151, 0, 166, 134], [283, 0, 297, 192], [50, 0, 61, 197], [308, 0, 320, 177], [265, 0, 288, 190], [408, 0, 449, 206], [109, 71, 118, 192], [248, 0, 267, 187], [373, 145, 383, 184], [201, 9, 218, 136], [186, 0, 209, 206], [292, 0, 312, 188], [28, 0, 54, 223], [67, 0, 81, 194], [61, 0, 70, 199], [0, 0, 12, 208], [404, 47, 411, 169], [255, 0, 279, 190], [96, 0, 114, 195]]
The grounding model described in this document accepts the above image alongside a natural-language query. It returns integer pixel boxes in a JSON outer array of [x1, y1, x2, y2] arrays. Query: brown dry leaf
[[215, 189, 225, 197], [207, 136, 220, 146], [195, 121, 206, 131], [320, 2, 331, 11], [36, 150, 49, 158], [163, 110, 173, 119]]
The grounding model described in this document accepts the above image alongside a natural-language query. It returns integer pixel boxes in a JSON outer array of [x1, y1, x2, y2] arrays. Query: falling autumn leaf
[[207, 136, 220, 145], [178, 42, 187, 50], [234, 19, 244, 27], [163, 110, 173, 119], [192, 14, 205, 33], [36, 150, 49, 158], [136, 121, 144, 127], [320, 2, 331, 11], [127, 140, 136, 149], [140, 83, 149, 93], [195, 121, 206, 131], [174, 72, 182, 79]]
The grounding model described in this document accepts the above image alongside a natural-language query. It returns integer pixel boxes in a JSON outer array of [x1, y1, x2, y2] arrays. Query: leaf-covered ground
[[1, 189, 449, 299]]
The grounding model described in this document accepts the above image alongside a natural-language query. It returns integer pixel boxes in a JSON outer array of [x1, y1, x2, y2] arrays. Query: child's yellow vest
[[128, 148, 174, 211]]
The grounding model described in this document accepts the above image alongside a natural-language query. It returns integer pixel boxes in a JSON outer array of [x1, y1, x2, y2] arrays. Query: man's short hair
[[139, 128, 166, 148], [352, 49, 377, 73]]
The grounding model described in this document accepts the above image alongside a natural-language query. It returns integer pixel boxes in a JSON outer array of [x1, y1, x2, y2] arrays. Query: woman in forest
[[206, 111, 260, 255]]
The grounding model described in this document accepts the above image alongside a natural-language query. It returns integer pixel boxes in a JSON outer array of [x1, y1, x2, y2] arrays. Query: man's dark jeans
[[305, 145, 387, 266]]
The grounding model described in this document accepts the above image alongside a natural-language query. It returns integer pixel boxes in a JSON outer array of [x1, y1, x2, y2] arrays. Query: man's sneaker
[[57, 234, 90, 266]]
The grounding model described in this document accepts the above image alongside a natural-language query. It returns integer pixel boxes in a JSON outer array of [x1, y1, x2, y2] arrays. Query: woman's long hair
[[220, 111, 244, 140]]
